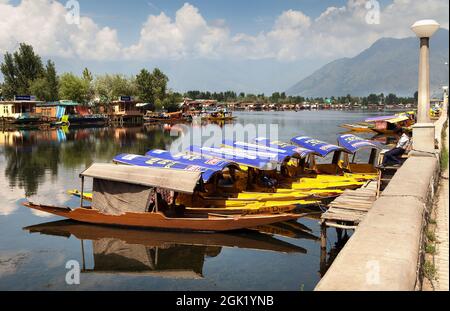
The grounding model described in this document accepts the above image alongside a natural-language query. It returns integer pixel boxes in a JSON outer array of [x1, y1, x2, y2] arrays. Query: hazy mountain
[[287, 29, 449, 98]]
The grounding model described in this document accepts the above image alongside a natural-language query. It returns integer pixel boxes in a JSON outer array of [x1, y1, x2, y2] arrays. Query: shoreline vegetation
[[0, 44, 419, 113]]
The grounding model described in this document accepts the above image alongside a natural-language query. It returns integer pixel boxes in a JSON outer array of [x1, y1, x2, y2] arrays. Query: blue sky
[[1, 0, 448, 93], [77, 0, 371, 42]]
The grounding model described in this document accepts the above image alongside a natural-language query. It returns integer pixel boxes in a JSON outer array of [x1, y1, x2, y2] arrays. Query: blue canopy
[[187, 145, 277, 170], [252, 137, 319, 158], [222, 140, 291, 163], [113, 153, 217, 182], [290, 136, 346, 157], [145, 149, 239, 170], [338, 134, 382, 153]]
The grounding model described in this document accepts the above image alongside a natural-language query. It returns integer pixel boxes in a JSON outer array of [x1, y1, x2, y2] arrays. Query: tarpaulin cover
[[92, 178, 152, 215]]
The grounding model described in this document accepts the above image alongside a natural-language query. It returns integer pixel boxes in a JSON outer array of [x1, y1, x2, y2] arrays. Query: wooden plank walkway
[[321, 180, 378, 230]]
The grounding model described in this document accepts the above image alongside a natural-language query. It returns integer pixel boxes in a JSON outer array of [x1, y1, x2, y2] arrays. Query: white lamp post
[[410, 19, 440, 153]]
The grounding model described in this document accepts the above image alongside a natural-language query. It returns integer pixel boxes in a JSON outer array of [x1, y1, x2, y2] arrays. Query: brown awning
[[80, 163, 201, 194]]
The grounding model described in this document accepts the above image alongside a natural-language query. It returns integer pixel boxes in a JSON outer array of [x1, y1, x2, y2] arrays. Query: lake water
[[0, 110, 392, 291]]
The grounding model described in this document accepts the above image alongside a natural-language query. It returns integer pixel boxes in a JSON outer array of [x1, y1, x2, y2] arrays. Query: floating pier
[[320, 180, 378, 231], [319, 180, 379, 274]]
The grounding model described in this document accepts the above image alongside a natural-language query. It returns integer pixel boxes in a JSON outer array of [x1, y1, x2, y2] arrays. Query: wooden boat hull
[[340, 124, 373, 133], [68, 189, 327, 215], [23, 202, 300, 232]]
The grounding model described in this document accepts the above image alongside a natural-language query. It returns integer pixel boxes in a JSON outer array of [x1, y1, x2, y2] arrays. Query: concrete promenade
[[434, 125, 449, 291], [316, 108, 447, 291], [315, 157, 438, 290]]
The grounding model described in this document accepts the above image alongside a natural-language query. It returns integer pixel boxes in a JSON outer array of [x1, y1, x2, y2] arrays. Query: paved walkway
[[434, 125, 449, 291]]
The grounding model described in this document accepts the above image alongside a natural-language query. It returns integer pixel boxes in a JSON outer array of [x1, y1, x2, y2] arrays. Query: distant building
[[35, 100, 79, 119], [0, 96, 43, 119], [111, 96, 141, 116], [181, 99, 218, 111]]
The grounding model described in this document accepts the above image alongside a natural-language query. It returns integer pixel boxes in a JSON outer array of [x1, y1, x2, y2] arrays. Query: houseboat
[[35, 100, 107, 126], [0, 96, 43, 125], [110, 96, 144, 124]]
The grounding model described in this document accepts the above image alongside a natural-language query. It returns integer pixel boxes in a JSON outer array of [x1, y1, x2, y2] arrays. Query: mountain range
[[286, 29, 449, 98]]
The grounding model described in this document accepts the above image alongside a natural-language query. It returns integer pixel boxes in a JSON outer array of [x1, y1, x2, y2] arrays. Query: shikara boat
[[290, 136, 351, 175], [340, 123, 373, 133], [365, 113, 414, 135], [67, 188, 324, 215], [143, 111, 183, 123], [107, 139, 367, 212], [337, 134, 383, 174], [202, 111, 236, 121], [24, 164, 300, 231], [188, 143, 365, 188]]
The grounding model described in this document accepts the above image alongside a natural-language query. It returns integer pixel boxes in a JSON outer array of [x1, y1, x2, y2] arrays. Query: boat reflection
[[251, 220, 319, 240], [370, 133, 400, 146], [24, 220, 307, 278]]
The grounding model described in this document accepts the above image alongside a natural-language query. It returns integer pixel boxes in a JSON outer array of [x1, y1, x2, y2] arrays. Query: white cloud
[[0, 0, 448, 62], [0, 0, 122, 60], [124, 3, 229, 59]]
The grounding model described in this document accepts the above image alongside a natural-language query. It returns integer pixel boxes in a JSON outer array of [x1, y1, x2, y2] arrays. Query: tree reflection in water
[[1, 126, 175, 196]]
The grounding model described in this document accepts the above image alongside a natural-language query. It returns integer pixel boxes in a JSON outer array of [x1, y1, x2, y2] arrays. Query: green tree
[[30, 60, 59, 101], [135, 69, 153, 103], [385, 93, 398, 105], [0, 43, 44, 99], [82, 67, 95, 103], [59, 73, 90, 104], [163, 91, 183, 112], [367, 93, 379, 105], [150, 68, 168, 104], [45, 60, 59, 101], [94, 74, 135, 104], [135, 68, 169, 109]]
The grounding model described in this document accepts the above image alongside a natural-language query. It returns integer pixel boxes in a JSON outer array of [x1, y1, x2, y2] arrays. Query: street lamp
[[411, 19, 440, 122], [410, 19, 440, 153]]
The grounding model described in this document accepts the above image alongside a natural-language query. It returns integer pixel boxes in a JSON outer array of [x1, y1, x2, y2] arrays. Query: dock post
[[320, 221, 327, 249], [320, 221, 328, 276]]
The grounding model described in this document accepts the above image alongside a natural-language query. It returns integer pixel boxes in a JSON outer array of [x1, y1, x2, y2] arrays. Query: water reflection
[[1, 111, 393, 290], [24, 220, 307, 278], [0, 126, 175, 196]]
